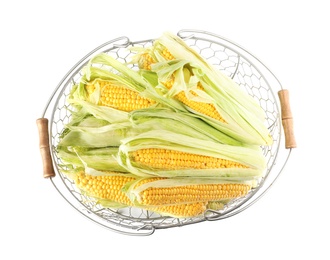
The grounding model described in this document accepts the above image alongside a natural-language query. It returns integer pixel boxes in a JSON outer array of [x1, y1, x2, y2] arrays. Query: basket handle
[[278, 89, 297, 149], [36, 118, 55, 178]]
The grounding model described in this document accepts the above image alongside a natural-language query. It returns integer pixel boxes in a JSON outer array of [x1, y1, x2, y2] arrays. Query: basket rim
[[41, 29, 290, 236]]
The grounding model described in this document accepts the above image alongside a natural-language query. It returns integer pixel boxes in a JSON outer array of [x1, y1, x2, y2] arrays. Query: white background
[[1, 0, 329, 259]]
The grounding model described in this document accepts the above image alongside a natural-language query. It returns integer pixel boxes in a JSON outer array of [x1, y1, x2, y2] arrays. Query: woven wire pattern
[[50, 36, 281, 231]]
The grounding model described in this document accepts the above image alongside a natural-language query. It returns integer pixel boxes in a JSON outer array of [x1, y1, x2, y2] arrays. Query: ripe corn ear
[[163, 78, 226, 122], [128, 177, 251, 206], [138, 47, 175, 70], [130, 148, 248, 170], [85, 79, 155, 112]]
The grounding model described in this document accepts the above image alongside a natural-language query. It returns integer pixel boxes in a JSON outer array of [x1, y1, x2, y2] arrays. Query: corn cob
[[161, 48, 175, 60], [163, 78, 226, 122], [140, 53, 156, 70], [140, 183, 250, 206], [130, 148, 248, 170], [85, 79, 155, 112], [126, 177, 251, 206], [75, 171, 207, 218], [137, 47, 174, 70]]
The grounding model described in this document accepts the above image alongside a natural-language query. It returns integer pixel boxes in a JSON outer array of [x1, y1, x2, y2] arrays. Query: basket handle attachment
[[278, 89, 297, 149], [36, 118, 55, 178]]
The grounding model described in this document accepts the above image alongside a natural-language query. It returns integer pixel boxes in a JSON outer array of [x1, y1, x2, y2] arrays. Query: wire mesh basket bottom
[[45, 30, 286, 235]]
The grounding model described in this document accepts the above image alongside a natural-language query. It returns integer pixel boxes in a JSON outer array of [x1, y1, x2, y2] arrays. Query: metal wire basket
[[37, 29, 296, 236]]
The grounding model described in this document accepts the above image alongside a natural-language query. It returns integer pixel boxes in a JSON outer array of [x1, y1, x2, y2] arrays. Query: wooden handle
[[36, 118, 55, 178], [278, 89, 297, 149]]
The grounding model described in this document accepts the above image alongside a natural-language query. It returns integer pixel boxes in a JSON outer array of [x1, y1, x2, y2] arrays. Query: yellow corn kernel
[[138, 48, 174, 71], [150, 202, 207, 218], [140, 53, 156, 70], [85, 79, 155, 112], [75, 171, 135, 205], [131, 148, 248, 170], [161, 48, 175, 61], [138, 181, 251, 206], [164, 78, 226, 123]]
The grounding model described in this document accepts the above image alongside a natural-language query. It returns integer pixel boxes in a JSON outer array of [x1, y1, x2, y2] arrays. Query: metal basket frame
[[40, 29, 292, 236]]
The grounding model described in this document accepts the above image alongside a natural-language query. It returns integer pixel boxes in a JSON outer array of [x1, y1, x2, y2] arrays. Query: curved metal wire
[[50, 178, 155, 236], [178, 29, 284, 90], [40, 36, 130, 118]]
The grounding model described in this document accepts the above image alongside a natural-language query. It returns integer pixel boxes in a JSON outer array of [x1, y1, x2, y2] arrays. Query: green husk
[[130, 32, 272, 146], [129, 107, 243, 145], [59, 116, 133, 147], [86, 53, 151, 92], [67, 98, 129, 123], [57, 146, 128, 172]]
